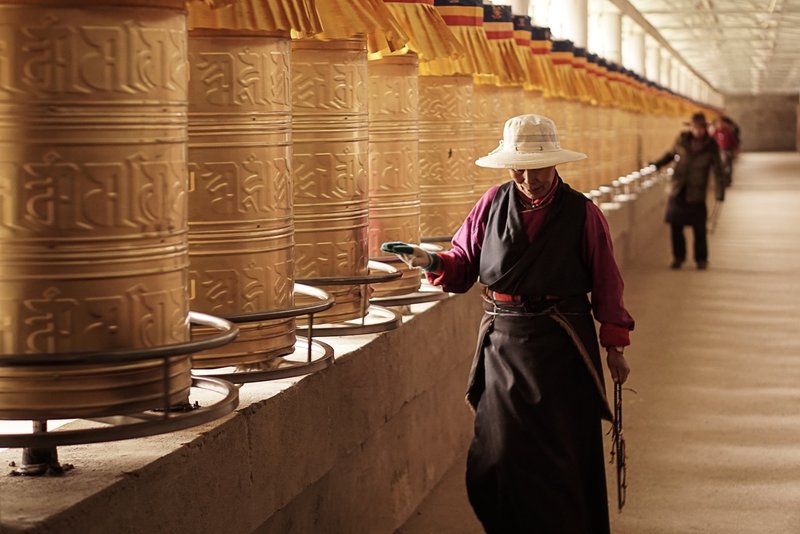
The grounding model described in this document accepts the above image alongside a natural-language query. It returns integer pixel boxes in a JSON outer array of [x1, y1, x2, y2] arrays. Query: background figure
[[721, 115, 742, 158], [711, 116, 738, 186], [382, 114, 634, 534], [652, 112, 725, 270]]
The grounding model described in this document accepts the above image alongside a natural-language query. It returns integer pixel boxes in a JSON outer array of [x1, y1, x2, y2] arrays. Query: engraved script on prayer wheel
[[187, 29, 295, 369], [368, 53, 421, 297], [472, 83, 503, 200], [0, 0, 191, 419], [418, 75, 475, 242], [291, 38, 370, 322]]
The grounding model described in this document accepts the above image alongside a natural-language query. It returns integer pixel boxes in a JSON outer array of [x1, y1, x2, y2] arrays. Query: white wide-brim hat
[[475, 114, 587, 170]]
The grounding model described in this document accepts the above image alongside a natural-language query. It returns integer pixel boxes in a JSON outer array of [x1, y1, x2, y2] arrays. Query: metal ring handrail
[[370, 288, 451, 307], [296, 260, 402, 286], [295, 304, 401, 337], [0, 312, 239, 367], [200, 338, 335, 384], [0, 377, 239, 448], [222, 283, 335, 323]]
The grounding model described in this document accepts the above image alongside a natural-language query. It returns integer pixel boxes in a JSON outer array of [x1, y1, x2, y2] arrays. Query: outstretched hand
[[380, 241, 434, 269]]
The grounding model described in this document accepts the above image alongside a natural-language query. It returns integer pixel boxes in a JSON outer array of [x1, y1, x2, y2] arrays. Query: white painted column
[[509, 0, 531, 16], [670, 59, 680, 94], [644, 36, 660, 83], [589, 1, 621, 63], [530, 0, 552, 27], [560, 0, 588, 48], [659, 50, 671, 88], [622, 17, 645, 74]]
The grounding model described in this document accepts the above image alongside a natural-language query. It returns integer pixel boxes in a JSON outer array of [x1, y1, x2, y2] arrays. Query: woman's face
[[509, 166, 556, 200]]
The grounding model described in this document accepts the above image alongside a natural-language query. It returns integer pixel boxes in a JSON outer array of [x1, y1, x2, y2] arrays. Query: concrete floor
[[397, 152, 800, 534]]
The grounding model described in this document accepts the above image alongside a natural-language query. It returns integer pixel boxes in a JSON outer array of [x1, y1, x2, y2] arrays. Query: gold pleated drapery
[[187, 0, 322, 36], [383, 0, 464, 63], [0, 0, 192, 419], [482, 4, 526, 87], [314, 0, 408, 56], [421, 0, 497, 80]]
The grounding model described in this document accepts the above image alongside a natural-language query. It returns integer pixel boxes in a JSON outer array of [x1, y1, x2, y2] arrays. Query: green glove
[[380, 242, 440, 271]]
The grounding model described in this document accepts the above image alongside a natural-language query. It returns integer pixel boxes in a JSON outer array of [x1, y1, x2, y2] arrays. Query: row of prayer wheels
[[0, 0, 705, 421]]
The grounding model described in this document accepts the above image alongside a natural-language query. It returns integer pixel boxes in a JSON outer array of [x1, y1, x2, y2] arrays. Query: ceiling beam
[[605, 0, 716, 90]]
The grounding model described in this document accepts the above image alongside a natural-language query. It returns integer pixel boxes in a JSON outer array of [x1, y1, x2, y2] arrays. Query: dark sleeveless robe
[[465, 180, 612, 534]]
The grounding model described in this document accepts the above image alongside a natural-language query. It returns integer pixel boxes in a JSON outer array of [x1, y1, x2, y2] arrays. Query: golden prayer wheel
[[186, 29, 296, 369], [418, 75, 475, 242], [594, 58, 616, 186], [472, 83, 503, 199], [0, 0, 192, 419], [368, 53, 422, 297], [550, 41, 584, 191], [291, 38, 370, 322]]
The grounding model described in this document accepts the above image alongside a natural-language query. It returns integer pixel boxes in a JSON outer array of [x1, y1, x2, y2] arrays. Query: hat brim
[[475, 148, 587, 170]]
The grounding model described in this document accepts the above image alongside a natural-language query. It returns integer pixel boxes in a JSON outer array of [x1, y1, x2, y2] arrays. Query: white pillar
[[560, 0, 588, 48], [588, 0, 621, 63], [659, 50, 671, 87], [530, 0, 552, 27], [670, 59, 680, 94], [509, 0, 531, 15], [622, 17, 645, 74], [644, 36, 660, 83]]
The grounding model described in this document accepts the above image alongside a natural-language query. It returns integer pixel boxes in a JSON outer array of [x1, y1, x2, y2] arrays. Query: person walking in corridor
[[652, 111, 726, 270], [382, 114, 634, 533], [711, 115, 739, 186]]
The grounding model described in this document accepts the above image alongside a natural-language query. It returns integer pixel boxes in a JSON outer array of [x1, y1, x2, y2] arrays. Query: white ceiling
[[630, 0, 800, 95]]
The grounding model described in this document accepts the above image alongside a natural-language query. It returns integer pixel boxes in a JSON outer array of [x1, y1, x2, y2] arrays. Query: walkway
[[397, 152, 800, 534]]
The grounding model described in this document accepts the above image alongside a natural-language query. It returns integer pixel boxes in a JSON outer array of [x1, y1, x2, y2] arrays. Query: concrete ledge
[[0, 288, 484, 534]]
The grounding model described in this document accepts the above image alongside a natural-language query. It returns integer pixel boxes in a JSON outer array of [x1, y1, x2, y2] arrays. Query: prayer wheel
[[426, 0, 500, 202], [551, 40, 584, 190], [368, 53, 422, 297], [569, 47, 593, 192], [472, 82, 504, 199], [0, 0, 191, 419], [186, 29, 296, 369], [595, 58, 616, 186], [291, 38, 370, 322], [418, 75, 475, 242]]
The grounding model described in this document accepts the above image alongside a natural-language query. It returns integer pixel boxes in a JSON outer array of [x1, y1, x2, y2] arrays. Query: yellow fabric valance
[[188, 0, 322, 36], [383, 0, 464, 62]]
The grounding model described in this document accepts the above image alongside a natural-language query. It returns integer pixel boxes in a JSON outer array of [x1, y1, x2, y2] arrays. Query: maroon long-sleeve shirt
[[426, 178, 634, 347]]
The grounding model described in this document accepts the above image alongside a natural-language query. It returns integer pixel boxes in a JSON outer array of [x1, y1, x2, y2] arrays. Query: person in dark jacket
[[652, 111, 725, 270], [382, 114, 634, 533]]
